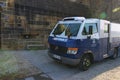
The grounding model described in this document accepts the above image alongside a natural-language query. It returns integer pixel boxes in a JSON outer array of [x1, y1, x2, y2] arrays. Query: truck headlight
[[67, 48, 78, 54]]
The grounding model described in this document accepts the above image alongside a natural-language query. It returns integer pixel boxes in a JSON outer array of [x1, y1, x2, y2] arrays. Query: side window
[[93, 24, 98, 33], [82, 23, 98, 35], [104, 24, 109, 33], [82, 26, 89, 35]]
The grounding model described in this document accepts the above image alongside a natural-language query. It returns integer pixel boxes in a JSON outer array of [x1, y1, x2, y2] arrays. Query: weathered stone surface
[[0, 0, 120, 50]]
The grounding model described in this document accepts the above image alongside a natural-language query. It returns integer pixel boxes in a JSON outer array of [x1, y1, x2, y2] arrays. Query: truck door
[[82, 23, 100, 59], [102, 23, 110, 58]]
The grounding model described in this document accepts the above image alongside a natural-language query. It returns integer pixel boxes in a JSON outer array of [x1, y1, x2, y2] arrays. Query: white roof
[[63, 17, 85, 21]]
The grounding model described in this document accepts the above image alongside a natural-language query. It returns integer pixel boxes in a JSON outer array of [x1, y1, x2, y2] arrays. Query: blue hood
[[48, 36, 79, 48]]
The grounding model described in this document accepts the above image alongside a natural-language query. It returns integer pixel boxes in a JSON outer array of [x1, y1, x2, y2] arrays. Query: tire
[[79, 54, 91, 71], [111, 47, 118, 59]]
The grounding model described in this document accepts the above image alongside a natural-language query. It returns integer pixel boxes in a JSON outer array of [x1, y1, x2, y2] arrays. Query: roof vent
[[63, 17, 85, 21]]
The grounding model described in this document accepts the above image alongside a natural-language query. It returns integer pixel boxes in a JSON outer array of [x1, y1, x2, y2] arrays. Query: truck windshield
[[52, 23, 81, 36]]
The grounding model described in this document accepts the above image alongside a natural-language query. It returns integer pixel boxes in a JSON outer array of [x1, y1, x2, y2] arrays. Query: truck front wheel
[[111, 47, 118, 59], [79, 54, 91, 71]]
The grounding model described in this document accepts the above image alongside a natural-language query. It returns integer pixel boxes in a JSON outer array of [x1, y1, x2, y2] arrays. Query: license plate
[[53, 54, 61, 60]]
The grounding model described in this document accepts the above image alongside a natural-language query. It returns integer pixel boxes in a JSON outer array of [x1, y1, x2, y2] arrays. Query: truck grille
[[49, 44, 67, 53]]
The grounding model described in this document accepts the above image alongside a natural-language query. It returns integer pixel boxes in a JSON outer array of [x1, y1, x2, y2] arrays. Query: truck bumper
[[48, 52, 80, 66]]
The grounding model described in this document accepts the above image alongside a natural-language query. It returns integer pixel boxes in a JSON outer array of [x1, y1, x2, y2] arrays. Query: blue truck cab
[[48, 17, 120, 70]]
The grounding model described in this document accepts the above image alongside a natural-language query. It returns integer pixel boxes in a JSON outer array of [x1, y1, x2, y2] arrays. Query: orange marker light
[[68, 48, 78, 51]]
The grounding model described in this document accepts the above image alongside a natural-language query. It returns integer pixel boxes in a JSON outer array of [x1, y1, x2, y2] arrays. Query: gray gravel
[[12, 50, 120, 80]]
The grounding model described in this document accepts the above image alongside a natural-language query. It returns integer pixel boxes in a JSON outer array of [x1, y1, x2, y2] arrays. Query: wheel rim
[[113, 48, 118, 58], [83, 57, 91, 68], [113, 53, 117, 58]]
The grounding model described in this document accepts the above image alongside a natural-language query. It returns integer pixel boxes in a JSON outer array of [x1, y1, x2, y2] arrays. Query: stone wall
[[1, 0, 120, 50], [0, 0, 92, 50], [81, 0, 120, 23], [111, 0, 120, 22], [74, 0, 120, 23]]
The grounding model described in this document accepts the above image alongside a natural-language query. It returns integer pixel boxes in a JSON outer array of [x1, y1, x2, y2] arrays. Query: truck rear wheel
[[111, 47, 118, 59], [79, 54, 91, 71]]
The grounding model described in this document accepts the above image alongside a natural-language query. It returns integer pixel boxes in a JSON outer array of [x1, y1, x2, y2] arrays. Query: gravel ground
[[2, 50, 120, 80], [17, 50, 120, 80], [14, 52, 41, 77], [0, 50, 42, 80], [65, 58, 120, 80]]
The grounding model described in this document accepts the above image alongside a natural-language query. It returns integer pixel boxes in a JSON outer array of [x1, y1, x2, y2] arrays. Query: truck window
[[82, 23, 98, 35], [52, 23, 81, 36], [104, 23, 109, 33], [53, 24, 67, 35], [65, 23, 81, 36]]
